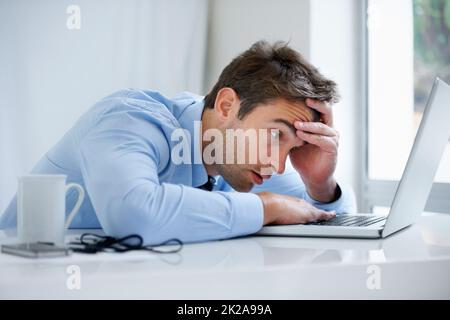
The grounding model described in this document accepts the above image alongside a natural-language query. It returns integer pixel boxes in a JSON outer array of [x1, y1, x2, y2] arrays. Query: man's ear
[[214, 88, 240, 121]]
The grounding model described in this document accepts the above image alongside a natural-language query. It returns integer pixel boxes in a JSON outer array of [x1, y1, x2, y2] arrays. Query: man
[[0, 41, 355, 244]]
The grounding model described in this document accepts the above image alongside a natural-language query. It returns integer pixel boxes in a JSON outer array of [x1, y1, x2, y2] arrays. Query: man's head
[[202, 41, 340, 192]]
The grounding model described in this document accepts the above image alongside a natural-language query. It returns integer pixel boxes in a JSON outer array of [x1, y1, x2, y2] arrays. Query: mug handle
[[64, 183, 85, 229]]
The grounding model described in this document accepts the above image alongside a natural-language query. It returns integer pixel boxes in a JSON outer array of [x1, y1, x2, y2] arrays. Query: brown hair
[[204, 40, 340, 119]]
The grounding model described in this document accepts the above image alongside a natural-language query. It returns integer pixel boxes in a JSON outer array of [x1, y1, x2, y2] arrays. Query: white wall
[[206, 0, 363, 208], [309, 0, 362, 207], [0, 0, 208, 212], [205, 0, 311, 92]]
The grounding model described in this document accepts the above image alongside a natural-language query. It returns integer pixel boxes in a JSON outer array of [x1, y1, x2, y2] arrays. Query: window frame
[[360, 0, 450, 213]]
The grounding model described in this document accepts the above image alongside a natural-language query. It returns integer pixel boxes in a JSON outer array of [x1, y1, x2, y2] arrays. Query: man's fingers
[[296, 131, 338, 153], [295, 121, 338, 137], [324, 211, 336, 220], [305, 98, 333, 127], [312, 210, 336, 222], [306, 98, 331, 114]]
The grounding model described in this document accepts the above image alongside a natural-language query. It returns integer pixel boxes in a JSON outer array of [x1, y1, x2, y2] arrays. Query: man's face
[[215, 98, 317, 192]]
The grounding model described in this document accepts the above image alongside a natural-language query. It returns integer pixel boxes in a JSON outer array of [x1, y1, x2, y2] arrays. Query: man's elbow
[[98, 188, 165, 242]]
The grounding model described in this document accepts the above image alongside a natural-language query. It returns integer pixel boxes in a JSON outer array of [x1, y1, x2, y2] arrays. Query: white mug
[[17, 174, 85, 245]]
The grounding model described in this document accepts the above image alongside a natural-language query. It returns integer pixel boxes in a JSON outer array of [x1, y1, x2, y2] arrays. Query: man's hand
[[258, 192, 336, 225], [290, 98, 339, 203]]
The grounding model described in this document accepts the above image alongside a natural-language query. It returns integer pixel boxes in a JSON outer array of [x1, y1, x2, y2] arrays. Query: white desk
[[1, 212, 450, 299]]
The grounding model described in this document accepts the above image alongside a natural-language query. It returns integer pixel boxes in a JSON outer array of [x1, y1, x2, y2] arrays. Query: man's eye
[[270, 130, 280, 139]]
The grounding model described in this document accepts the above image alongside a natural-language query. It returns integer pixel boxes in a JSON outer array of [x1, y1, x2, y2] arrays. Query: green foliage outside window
[[413, 0, 450, 112]]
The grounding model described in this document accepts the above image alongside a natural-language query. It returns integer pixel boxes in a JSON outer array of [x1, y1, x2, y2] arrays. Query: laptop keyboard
[[308, 214, 386, 227]]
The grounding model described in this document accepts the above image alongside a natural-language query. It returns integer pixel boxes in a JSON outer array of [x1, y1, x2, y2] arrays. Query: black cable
[[69, 233, 183, 254]]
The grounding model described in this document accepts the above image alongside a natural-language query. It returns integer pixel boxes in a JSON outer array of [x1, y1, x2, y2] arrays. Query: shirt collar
[[177, 99, 208, 187]]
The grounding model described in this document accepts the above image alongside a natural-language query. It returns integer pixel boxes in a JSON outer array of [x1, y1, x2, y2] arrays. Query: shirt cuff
[[304, 183, 354, 214], [220, 191, 264, 238]]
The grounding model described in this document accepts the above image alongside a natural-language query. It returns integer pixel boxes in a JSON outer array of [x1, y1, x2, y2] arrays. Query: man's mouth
[[250, 170, 272, 185]]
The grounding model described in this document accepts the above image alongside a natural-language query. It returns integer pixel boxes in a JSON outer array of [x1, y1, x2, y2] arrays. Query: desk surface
[[1, 212, 450, 299]]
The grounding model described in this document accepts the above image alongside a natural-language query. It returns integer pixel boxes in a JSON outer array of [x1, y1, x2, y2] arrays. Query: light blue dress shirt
[[0, 89, 356, 244]]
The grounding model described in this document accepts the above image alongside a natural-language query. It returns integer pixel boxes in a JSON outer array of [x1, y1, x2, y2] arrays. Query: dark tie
[[196, 176, 215, 191]]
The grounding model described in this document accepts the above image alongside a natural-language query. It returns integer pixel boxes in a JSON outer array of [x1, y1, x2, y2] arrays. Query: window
[[363, 0, 450, 212]]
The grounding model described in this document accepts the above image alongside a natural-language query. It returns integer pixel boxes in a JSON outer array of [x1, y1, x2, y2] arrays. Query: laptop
[[257, 78, 450, 239]]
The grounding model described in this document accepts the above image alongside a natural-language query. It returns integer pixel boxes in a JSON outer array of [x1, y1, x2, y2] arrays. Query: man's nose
[[260, 150, 286, 176], [276, 160, 286, 175], [274, 148, 288, 175], [272, 138, 304, 174]]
